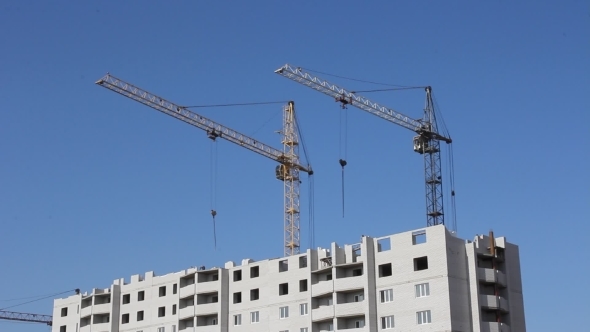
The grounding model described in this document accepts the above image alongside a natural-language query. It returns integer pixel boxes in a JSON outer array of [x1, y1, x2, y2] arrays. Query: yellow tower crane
[[96, 74, 313, 256]]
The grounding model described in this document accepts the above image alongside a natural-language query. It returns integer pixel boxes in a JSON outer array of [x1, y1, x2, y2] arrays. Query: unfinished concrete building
[[52, 225, 525, 332]]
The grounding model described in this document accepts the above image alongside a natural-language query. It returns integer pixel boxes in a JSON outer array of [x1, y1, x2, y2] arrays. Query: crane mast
[[275, 64, 451, 227], [278, 102, 301, 255], [96, 74, 312, 256]]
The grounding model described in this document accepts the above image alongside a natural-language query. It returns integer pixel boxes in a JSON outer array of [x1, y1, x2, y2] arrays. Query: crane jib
[[96, 74, 312, 174], [275, 64, 434, 134]]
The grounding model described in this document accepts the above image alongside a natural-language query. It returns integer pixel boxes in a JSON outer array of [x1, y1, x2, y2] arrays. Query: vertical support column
[[422, 87, 445, 226], [282, 101, 301, 256]]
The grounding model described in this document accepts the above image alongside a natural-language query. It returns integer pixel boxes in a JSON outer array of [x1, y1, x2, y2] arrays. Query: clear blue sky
[[1, 1, 588, 331]]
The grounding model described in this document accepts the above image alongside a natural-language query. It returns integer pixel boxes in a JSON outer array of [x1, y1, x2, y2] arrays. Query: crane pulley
[[275, 64, 453, 227], [96, 74, 313, 256]]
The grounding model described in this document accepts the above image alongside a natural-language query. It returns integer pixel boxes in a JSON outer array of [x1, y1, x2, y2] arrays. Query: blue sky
[[1, 1, 588, 331]]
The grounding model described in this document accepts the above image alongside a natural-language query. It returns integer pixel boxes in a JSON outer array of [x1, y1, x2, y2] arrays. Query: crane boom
[[0, 310, 52, 326], [96, 74, 312, 255], [275, 64, 452, 227], [274, 64, 451, 143], [96, 74, 311, 173]]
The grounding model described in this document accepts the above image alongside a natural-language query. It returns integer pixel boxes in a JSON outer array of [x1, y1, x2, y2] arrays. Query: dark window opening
[[172, 304, 177, 315], [137, 311, 144, 321], [279, 283, 289, 295], [60, 326, 66, 332], [233, 292, 242, 304], [122, 294, 130, 304], [379, 263, 392, 277], [159, 286, 166, 297], [353, 268, 363, 276], [234, 270, 242, 281], [414, 256, 429, 271], [326, 273, 333, 281], [158, 306, 165, 317], [173, 283, 177, 294], [250, 289, 259, 301], [250, 266, 259, 278], [61, 307, 68, 317], [279, 260, 289, 272], [122, 314, 129, 324], [299, 279, 308, 292], [299, 256, 308, 268], [138, 291, 145, 301]]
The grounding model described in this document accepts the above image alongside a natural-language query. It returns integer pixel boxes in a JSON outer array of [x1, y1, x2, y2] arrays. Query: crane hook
[[339, 159, 347, 218], [211, 209, 218, 249], [339, 159, 347, 168]]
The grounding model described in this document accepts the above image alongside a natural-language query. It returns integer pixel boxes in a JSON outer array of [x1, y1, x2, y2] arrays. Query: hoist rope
[[210, 140, 218, 249], [339, 108, 348, 218], [293, 109, 315, 250], [432, 94, 457, 233], [308, 175, 315, 250]]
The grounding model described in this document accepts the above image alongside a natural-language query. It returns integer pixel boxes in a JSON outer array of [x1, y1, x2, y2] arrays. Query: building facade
[[52, 225, 526, 332]]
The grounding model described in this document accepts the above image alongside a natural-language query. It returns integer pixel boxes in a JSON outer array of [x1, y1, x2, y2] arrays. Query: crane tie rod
[[351, 87, 426, 93], [182, 101, 289, 108], [298, 66, 425, 89], [0, 289, 80, 311]]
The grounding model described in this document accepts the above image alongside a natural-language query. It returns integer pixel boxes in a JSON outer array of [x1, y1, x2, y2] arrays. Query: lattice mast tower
[[277, 101, 301, 255]]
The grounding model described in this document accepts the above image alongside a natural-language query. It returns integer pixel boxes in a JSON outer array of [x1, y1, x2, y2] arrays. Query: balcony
[[478, 268, 507, 287], [480, 295, 509, 312], [481, 322, 511, 332], [80, 326, 90, 332], [334, 276, 363, 292], [180, 284, 196, 299], [312, 305, 334, 322], [195, 326, 219, 332], [80, 306, 92, 318], [336, 328, 368, 332], [179, 317, 195, 331], [179, 328, 195, 332], [195, 302, 218, 315], [91, 321, 110, 332], [196, 280, 220, 294], [312, 281, 333, 296], [335, 302, 364, 317], [179, 305, 196, 319], [92, 303, 110, 314]]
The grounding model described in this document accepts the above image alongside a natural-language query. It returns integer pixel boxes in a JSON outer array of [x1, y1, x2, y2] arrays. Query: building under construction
[[51, 225, 526, 332], [46, 69, 526, 332]]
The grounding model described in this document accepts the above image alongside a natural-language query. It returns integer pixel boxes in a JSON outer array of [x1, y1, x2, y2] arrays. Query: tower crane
[[0, 310, 52, 326], [96, 74, 312, 256], [275, 64, 452, 227]]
